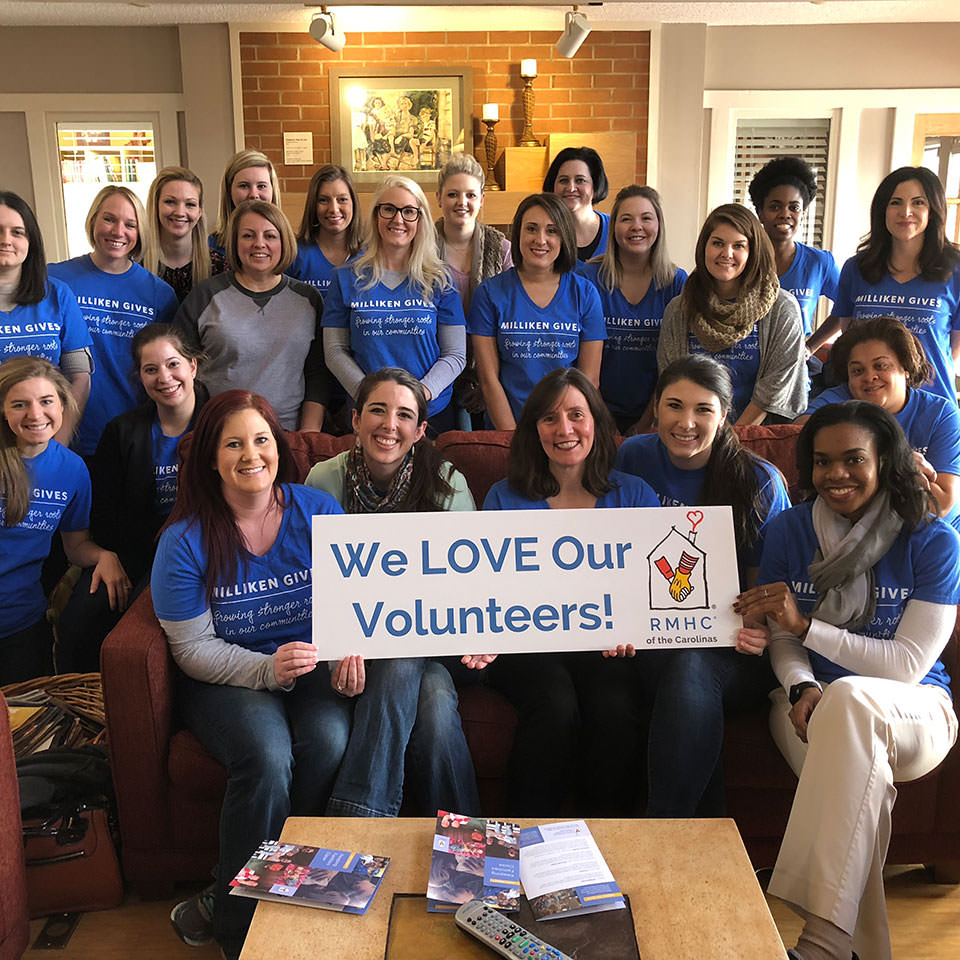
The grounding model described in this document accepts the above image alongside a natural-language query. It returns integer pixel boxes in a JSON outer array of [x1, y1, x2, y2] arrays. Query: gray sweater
[[657, 288, 808, 420]]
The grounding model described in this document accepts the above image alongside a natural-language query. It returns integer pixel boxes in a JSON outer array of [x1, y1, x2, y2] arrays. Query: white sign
[[311, 505, 742, 660], [283, 132, 313, 165]]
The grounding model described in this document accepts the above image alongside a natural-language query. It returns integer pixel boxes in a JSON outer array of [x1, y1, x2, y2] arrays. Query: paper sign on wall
[[311, 505, 742, 660], [283, 132, 313, 165]]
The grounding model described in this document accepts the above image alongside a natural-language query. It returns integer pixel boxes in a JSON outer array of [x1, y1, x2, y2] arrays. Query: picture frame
[[328, 66, 473, 190]]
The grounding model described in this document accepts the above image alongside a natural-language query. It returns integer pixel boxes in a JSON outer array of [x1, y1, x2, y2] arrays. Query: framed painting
[[328, 66, 473, 189]]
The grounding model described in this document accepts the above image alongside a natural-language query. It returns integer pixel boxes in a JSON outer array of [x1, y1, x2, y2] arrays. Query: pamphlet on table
[[426, 811, 521, 913], [519, 820, 625, 920], [228, 840, 389, 915]]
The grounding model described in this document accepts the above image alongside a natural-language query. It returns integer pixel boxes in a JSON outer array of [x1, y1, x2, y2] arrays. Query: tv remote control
[[454, 899, 574, 960]]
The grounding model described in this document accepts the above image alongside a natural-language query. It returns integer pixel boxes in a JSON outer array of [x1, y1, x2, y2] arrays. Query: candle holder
[[482, 118, 501, 190], [519, 71, 540, 147]]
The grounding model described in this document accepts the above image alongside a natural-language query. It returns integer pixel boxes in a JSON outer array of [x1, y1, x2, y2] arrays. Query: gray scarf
[[808, 491, 903, 631]]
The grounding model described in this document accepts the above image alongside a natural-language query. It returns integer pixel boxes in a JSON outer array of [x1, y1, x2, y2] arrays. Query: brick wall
[[239, 29, 650, 196]]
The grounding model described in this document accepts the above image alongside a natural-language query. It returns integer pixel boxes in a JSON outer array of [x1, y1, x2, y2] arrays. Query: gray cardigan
[[657, 289, 808, 419]]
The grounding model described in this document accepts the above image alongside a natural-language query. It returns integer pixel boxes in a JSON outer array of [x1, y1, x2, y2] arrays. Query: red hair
[[166, 390, 298, 598]]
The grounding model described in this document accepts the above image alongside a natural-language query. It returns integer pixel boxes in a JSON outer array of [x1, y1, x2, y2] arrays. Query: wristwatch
[[789, 681, 821, 705]]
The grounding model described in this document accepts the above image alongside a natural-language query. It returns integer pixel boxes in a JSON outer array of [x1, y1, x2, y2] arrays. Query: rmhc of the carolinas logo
[[647, 511, 709, 611]]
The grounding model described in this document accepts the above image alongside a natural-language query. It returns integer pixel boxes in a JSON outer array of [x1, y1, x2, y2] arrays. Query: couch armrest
[[101, 588, 176, 864]]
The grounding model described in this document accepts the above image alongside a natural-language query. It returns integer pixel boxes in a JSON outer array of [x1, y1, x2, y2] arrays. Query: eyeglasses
[[375, 203, 421, 223]]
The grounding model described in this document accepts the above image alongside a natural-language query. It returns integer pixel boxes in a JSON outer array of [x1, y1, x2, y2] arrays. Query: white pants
[[767, 677, 957, 960]]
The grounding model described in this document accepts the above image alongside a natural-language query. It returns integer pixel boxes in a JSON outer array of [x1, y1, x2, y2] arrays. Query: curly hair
[[748, 156, 818, 211], [828, 315, 930, 390], [797, 400, 933, 529], [506, 367, 617, 501]]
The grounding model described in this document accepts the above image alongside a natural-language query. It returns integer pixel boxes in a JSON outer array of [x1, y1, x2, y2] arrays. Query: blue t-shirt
[[482, 469, 660, 511], [152, 484, 343, 653], [0, 442, 91, 636], [614, 432, 790, 574], [802, 385, 960, 529], [151, 419, 184, 515], [758, 501, 959, 693], [578, 262, 687, 420], [0, 276, 92, 366], [467, 268, 606, 421], [779, 243, 840, 336], [289, 246, 359, 296], [322, 267, 465, 417], [834, 258, 960, 403], [49, 255, 178, 456], [687, 323, 760, 420], [578, 211, 610, 261]]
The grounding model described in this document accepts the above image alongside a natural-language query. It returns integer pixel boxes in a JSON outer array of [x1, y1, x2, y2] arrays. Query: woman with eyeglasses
[[322, 175, 466, 434]]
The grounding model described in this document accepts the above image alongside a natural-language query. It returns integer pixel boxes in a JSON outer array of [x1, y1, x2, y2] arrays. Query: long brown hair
[[680, 203, 776, 321], [0, 357, 77, 526], [164, 390, 298, 597], [296, 164, 363, 255]]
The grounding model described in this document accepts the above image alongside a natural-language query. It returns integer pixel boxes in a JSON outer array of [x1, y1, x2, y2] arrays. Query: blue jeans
[[326, 658, 479, 818], [179, 669, 351, 955], [643, 648, 775, 817]]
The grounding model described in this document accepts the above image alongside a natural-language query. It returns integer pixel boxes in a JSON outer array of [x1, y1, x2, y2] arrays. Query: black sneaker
[[170, 884, 215, 946]]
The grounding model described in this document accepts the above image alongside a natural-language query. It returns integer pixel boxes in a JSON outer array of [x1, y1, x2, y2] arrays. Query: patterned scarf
[[344, 440, 415, 514], [688, 275, 780, 352]]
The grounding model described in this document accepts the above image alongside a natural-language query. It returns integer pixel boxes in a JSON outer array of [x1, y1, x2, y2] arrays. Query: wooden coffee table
[[239, 817, 787, 959]]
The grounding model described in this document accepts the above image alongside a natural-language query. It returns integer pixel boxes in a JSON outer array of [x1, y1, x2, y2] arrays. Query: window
[[921, 135, 960, 244], [733, 118, 831, 248]]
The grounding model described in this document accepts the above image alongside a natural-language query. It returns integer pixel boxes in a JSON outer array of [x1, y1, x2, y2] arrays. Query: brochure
[[519, 820, 625, 921], [426, 811, 521, 913], [228, 840, 389, 915]]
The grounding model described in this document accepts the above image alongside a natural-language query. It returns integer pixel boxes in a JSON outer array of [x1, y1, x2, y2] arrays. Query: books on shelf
[[519, 819, 625, 921], [426, 811, 521, 913], [228, 840, 389, 915]]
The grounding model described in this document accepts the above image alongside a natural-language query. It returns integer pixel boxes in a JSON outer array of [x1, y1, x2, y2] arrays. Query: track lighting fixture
[[556, 6, 591, 59], [309, 6, 345, 52]]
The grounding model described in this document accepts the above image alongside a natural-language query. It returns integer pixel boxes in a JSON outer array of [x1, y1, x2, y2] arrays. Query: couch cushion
[[437, 431, 512, 507]]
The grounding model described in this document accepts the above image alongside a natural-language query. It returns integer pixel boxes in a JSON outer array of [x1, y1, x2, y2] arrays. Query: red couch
[[101, 426, 960, 897], [0, 695, 29, 960]]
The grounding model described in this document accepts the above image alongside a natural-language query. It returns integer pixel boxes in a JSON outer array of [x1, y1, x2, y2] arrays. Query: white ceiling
[[2, 0, 959, 28]]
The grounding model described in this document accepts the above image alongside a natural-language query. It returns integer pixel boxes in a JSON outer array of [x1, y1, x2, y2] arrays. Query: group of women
[[2, 140, 960, 960]]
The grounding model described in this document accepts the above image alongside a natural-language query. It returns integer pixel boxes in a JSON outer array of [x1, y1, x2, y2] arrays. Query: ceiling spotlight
[[557, 7, 591, 59], [310, 7, 345, 52]]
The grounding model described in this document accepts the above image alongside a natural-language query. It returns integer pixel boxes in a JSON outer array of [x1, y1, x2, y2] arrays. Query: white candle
[[482, 103, 499, 122], [520, 59, 537, 78]]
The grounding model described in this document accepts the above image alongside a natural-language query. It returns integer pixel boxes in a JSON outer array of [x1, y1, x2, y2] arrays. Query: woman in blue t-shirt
[[543, 146, 610, 261], [0, 357, 129, 683], [735, 402, 959, 960], [797, 315, 960, 528], [748, 156, 839, 339], [807, 167, 960, 404], [469, 194, 605, 429], [657, 203, 807, 423], [56, 322, 208, 671], [464, 368, 658, 815], [290, 164, 364, 296], [606, 355, 789, 817], [153, 390, 349, 958], [579, 185, 687, 434], [0, 191, 92, 441], [322, 175, 466, 433]]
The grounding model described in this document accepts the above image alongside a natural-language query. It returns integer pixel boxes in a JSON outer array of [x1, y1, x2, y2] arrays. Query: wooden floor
[[22, 866, 960, 959]]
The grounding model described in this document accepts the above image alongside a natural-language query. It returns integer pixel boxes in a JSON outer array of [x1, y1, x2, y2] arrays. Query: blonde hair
[[437, 154, 485, 193], [353, 175, 450, 302], [85, 186, 147, 262], [142, 166, 211, 286], [224, 200, 297, 276], [596, 185, 677, 292], [0, 357, 77, 527], [213, 149, 281, 249]]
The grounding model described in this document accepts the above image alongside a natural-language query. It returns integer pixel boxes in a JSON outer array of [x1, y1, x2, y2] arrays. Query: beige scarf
[[688, 275, 780, 352]]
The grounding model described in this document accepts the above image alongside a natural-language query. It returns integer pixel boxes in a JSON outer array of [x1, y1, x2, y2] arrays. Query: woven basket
[[2, 672, 106, 746]]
